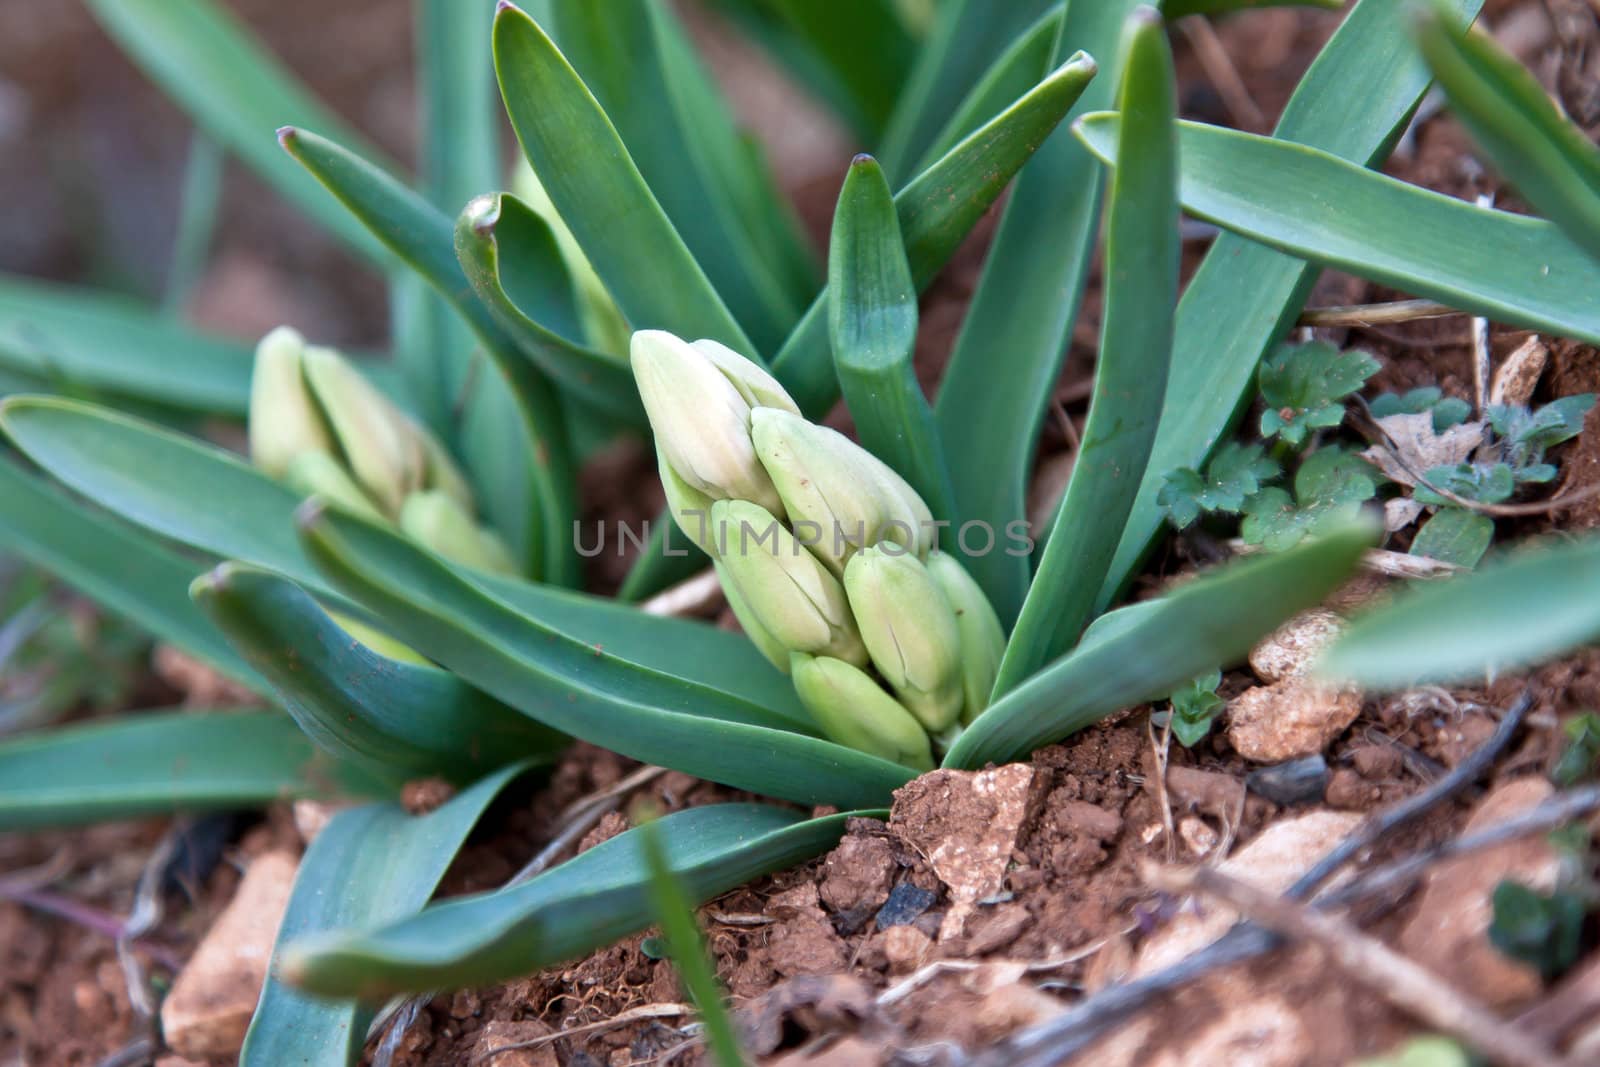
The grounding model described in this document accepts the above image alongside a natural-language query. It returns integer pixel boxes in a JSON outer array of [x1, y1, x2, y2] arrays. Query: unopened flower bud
[[302, 345, 424, 517], [418, 430, 476, 515], [399, 490, 518, 575], [716, 562, 791, 673], [843, 545, 963, 731], [630, 330, 786, 518], [691, 339, 800, 414], [925, 551, 1005, 723], [750, 408, 933, 572], [657, 445, 715, 554], [248, 326, 333, 478], [789, 653, 933, 771], [282, 451, 385, 523], [711, 499, 866, 665]]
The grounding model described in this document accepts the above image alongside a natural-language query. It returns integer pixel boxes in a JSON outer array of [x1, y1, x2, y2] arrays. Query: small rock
[[768, 1036, 881, 1067], [1246, 755, 1330, 806], [768, 882, 824, 919], [1248, 609, 1345, 683], [1490, 336, 1548, 407], [400, 777, 455, 814], [962, 904, 1031, 955], [819, 835, 895, 913], [889, 763, 1036, 940], [160, 851, 298, 1059], [291, 800, 341, 845], [1160, 995, 1312, 1067], [1132, 811, 1362, 977], [1164, 764, 1247, 816], [1398, 778, 1561, 1007], [971, 980, 1063, 1033], [882, 925, 932, 974], [874, 882, 936, 930], [767, 884, 849, 978], [1055, 799, 1122, 841], [472, 1020, 559, 1067], [1227, 678, 1362, 762], [1350, 744, 1403, 779], [1178, 816, 1219, 857], [1325, 767, 1381, 809], [577, 810, 629, 853]]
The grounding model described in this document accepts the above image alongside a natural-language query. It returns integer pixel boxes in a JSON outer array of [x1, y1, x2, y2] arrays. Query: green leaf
[[996, 8, 1179, 690], [0, 394, 805, 717], [1553, 711, 1600, 787], [493, 3, 758, 359], [192, 563, 565, 784], [297, 502, 912, 809], [1168, 669, 1225, 748], [932, 0, 1141, 623], [877, 0, 1060, 181], [0, 275, 252, 415], [83, 0, 390, 265], [277, 126, 578, 584], [0, 710, 389, 831], [1412, 461, 1513, 506], [546, 0, 816, 352], [1257, 341, 1380, 446], [164, 132, 225, 314], [948, 518, 1372, 769], [1075, 114, 1600, 346], [1098, 0, 1488, 616], [911, 4, 1066, 176], [282, 804, 855, 998], [1318, 533, 1600, 689], [1163, 0, 1341, 15], [759, 0, 918, 140], [1488, 880, 1587, 980], [828, 155, 954, 519], [1414, 3, 1600, 267], [1410, 507, 1493, 568], [1240, 448, 1380, 551], [1490, 394, 1597, 466], [455, 193, 644, 424], [638, 817, 746, 1067], [1160, 443, 1283, 527], [0, 456, 262, 692], [242, 762, 529, 1067]]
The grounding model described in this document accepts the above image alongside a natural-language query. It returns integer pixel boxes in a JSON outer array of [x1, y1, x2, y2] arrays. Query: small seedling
[[1240, 448, 1381, 551], [1258, 340, 1381, 446], [1159, 442, 1280, 529], [1164, 669, 1225, 748], [1487, 879, 1587, 980], [1552, 711, 1600, 787]]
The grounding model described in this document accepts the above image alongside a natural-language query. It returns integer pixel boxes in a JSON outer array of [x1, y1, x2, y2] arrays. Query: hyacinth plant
[[3, 0, 1600, 1060]]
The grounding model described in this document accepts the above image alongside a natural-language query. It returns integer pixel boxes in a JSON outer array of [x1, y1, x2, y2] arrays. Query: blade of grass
[[638, 816, 747, 1067], [1413, 1, 1600, 267], [193, 563, 565, 784], [1075, 115, 1600, 344], [828, 155, 954, 520], [0, 276, 252, 415], [298, 501, 913, 808], [493, 2, 757, 359], [83, 0, 390, 265], [1164, 0, 1341, 16], [0, 710, 390, 831], [0, 456, 261, 691], [241, 762, 530, 1066], [163, 132, 224, 315], [279, 126, 577, 584], [282, 805, 858, 999], [1097, 0, 1488, 615], [1317, 534, 1600, 689], [932, 0, 1144, 624], [994, 8, 1179, 692], [947, 519, 1373, 769]]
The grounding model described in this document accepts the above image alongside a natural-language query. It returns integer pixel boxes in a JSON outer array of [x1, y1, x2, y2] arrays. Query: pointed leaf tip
[[851, 154, 877, 168], [276, 126, 297, 148]]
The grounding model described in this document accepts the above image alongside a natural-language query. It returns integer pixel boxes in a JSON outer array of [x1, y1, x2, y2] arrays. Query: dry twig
[[468, 1002, 692, 1064]]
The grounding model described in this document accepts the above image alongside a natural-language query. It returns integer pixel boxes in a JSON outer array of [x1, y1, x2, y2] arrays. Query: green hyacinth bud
[[716, 562, 791, 673], [691, 339, 800, 415], [282, 451, 385, 523], [656, 445, 715, 554], [790, 653, 933, 771], [248, 326, 333, 479], [926, 551, 1006, 724], [750, 408, 934, 573], [843, 545, 963, 731], [711, 499, 866, 666], [418, 431, 476, 516], [631, 330, 786, 519], [302, 345, 424, 517], [399, 490, 518, 575]]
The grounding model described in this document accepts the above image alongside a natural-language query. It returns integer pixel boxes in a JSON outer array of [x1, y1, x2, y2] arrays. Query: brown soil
[[6, 2, 1600, 1066]]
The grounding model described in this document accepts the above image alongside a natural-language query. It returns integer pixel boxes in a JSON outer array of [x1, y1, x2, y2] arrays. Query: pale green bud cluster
[[248, 326, 516, 575], [631, 329, 1005, 770]]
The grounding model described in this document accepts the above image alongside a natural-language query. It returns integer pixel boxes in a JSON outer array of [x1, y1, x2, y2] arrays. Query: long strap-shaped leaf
[[1165, 0, 1341, 15], [761, 0, 918, 141], [1318, 534, 1600, 690], [493, 3, 757, 360], [298, 503, 912, 809], [619, 51, 1098, 602], [0, 456, 261, 691], [241, 763, 530, 1067], [455, 193, 644, 424], [282, 804, 859, 999], [1097, 0, 1488, 615], [0, 395, 809, 720], [932, 0, 1144, 624], [193, 564, 565, 784], [948, 520, 1373, 770], [1413, 2, 1600, 267], [0, 275, 253, 415], [1075, 115, 1600, 344], [995, 9, 1179, 693], [280, 128, 577, 583], [829, 156, 954, 520], [0, 710, 390, 831], [83, 0, 389, 265]]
